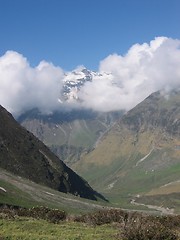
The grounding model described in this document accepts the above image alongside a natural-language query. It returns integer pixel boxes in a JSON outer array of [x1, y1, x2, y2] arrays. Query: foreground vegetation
[[0, 205, 180, 240], [0, 219, 118, 240]]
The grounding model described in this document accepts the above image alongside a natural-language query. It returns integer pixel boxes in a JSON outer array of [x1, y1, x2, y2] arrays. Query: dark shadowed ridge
[[0, 105, 107, 202]]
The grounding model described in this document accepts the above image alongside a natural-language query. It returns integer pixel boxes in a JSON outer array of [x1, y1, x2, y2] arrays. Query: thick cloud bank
[[0, 37, 180, 116], [0, 51, 64, 116], [80, 37, 180, 111]]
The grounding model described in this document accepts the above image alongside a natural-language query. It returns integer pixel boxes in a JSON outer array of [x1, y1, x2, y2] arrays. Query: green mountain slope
[[0, 167, 109, 213], [0, 105, 106, 201], [73, 90, 180, 209]]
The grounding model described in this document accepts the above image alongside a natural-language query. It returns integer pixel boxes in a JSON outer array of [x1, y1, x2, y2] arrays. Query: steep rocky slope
[[0, 105, 106, 201]]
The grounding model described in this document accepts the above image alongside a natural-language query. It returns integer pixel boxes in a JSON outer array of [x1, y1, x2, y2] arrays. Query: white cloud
[[0, 37, 180, 116], [0, 51, 64, 116], [80, 36, 180, 111]]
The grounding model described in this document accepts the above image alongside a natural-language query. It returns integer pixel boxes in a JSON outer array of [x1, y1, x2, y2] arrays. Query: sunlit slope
[[73, 90, 180, 203]]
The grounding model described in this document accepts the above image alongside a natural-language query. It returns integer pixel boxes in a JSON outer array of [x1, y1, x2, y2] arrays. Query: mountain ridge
[[0, 105, 107, 201], [72, 90, 180, 210]]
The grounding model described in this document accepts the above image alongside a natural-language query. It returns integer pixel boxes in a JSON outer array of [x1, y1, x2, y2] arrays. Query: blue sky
[[0, 0, 180, 116], [0, 0, 180, 71]]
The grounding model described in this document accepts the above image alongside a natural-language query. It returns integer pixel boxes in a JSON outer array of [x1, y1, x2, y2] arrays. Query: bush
[[75, 209, 128, 226], [157, 215, 180, 229], [0, 208, 17, 220], [17, 206, 66, 223], [0, 205, 67, 223], [46, 209, 66, 223], [121, 215, 178, 240]]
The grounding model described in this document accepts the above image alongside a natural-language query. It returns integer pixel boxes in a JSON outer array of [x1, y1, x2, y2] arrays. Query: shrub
[[17, 206, 66, 223], [46, 209, 66, 223], [157, 215, 180, 229], [0, 205, 67, 223], [121, 215, 178, 240], [0, 208, 16, 219], [75, 209, 128, 226]]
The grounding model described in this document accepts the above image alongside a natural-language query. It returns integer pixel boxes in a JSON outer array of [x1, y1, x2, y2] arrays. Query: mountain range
[[18, 84, 180, 211], [18, 68, 121, 164], [3, 66, 179, 212]]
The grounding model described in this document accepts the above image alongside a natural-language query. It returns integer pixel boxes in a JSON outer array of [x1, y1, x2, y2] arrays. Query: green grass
[[0, 168, 111, 215], [0, 180, 38, 208], [136, 193, 180, 214], [78, 158, 124, 186], [69, 128, 95, 148], [73, 148, 180, 211], [0, 218, 119, 240], [0, 208, 180, 240]]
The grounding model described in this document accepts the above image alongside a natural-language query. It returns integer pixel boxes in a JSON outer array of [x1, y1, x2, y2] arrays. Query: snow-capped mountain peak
[[62, 68, 113, 102]]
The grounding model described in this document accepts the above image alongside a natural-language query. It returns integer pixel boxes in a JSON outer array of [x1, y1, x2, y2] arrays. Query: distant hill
[[18, 109, 121, 165], [72, 90, 180, 210], [0, 105, 106, 201]]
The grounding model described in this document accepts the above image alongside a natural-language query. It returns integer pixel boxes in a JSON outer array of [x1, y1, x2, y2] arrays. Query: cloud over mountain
[[80, 37, 180, 111], [0, 37, 180, 116], [0, 51, 64, 116]]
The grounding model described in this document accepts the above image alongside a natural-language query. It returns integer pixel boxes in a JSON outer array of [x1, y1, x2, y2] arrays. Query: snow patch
[[107, 180, 117, 189], [44, 191, 54, 196], [0, 187, 7, 192], [160, 180, 180, 188], [135, 148, 154, 167]]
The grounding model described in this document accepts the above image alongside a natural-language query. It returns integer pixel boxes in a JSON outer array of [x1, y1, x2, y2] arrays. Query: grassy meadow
[[0, 219, 119, 240], [0, 207, 180, 240]]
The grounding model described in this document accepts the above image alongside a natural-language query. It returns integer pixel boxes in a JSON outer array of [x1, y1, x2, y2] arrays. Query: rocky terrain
[[0, 105, 106, 201]]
